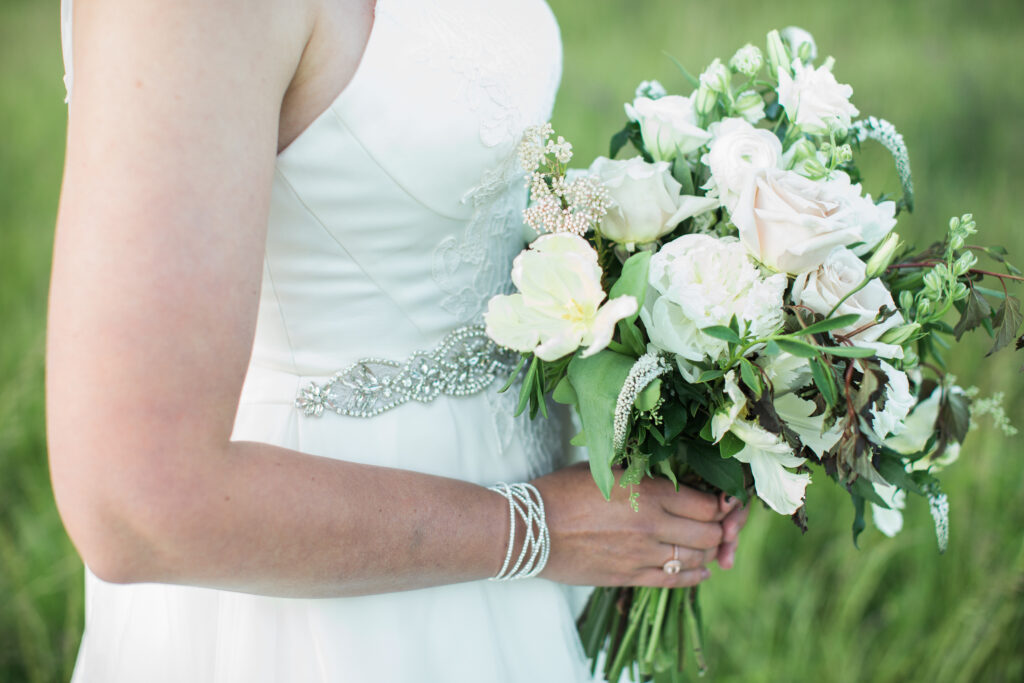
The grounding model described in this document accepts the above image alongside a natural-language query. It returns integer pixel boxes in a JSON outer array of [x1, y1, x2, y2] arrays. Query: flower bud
[[635, 79, 667, 101], [699, 58, 731, 94], [780, 26, 817, 63], [899, 290, 914, 311], [766, 30, 792, 78], [949, 233, 965, 252], [865, 232, 901, 279], [734, 89, 766, 124], [730, 44, 764, 76], [952, 281, 969, 301], [916, 299, 933, 319], [835, 143, 854, 164], [879, 322, 921, 346], [693, 83, 717, 117]]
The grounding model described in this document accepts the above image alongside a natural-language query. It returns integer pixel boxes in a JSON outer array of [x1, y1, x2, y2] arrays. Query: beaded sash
[[295, 325, 518, 418]]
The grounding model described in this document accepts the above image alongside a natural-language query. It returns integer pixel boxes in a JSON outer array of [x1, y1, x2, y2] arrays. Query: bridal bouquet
[[485, 28, 1021, 682]]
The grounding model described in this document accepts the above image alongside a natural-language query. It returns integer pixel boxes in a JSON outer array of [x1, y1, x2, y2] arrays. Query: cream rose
[[703, 118, 782, 212], [731, 167, 869, 274], [790, 247, 904, 357], [777, 60, 859, 135], [484, 233, 637, 361], [625, 95, 711, 162], [589, 156, 717, 249], [640, 234, 786, 365], [822, 173, 897, 255]]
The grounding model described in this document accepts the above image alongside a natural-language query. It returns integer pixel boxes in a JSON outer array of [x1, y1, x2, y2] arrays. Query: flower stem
[[827, 277, 871, 318], [643, 587, 671, 665]]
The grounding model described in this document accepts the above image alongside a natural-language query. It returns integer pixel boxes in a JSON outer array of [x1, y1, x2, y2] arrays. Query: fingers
[[631, 566, 710, 588], [654, 516, 724, 551], [657, 482, 725, 522], [716, 495, 750, 570]]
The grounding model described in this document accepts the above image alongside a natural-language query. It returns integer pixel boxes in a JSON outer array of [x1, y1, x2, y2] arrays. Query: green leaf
[[663, 50, 700, 88], [773, 338, 821, 358], [618, 319, 646, 357], [850, 476, 889, 508], [671, 158, 695, 195], [656, 459, 678, 488], [701, 325, 741, 344], [684, 442, 748, 502], [497, 355, 527, 394], [823, 345, 877, 359], [986, 295, 1023, 356], [953, 286, 992, 341], [567, 350, 636, 499], [634, 379, 662, 412], [609, 251, 652, 322], [696, 368, 727, 383], [570, 430, 587, 447], [877, 456, 924, 496], [551, 376, 578, 405], [515, 356, 539, 417], [738, 358, 763, 399], [763, 340, 781, 356], [850, 493, 867, 548], [609, 125, 631, 159], [661, 402, 688, 441], [939, 388, 971, 444], [718, 431, 745, 459], [810, 356, 838, 407], [799, 313, 862, 337]]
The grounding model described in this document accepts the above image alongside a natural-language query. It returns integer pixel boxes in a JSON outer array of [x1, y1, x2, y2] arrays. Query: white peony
[[731, 167, 892, 275], [625, 95, 712, 162], [640, 234, 786, 366], [484, 233, 637, 361], [791, 247, 905, 357], [589, 156, 717, 250], [777, 60, 859, 135], [703, 118, 782, 212], [711, 373, 811, 515]]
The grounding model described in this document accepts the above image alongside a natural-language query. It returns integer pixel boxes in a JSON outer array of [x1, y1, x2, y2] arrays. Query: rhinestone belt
[[295, 325, 518, 418]]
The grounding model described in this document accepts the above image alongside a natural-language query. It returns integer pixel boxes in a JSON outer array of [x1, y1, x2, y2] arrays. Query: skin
[[47, 0, 748, 600]]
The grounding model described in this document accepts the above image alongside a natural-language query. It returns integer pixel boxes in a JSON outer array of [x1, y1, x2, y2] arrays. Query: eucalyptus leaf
[[635, 379, 662, 412], [568, 350, 637, 499], [552, 375, 578, 405]]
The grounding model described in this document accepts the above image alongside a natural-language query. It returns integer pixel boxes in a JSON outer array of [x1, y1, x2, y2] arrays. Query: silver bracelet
[[487, 482, 550, 581]]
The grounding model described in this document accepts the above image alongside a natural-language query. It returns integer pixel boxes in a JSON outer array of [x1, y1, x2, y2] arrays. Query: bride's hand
[[531, 463, 742, 588]]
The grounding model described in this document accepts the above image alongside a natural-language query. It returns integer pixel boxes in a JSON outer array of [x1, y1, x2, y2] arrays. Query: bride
[[48, 0, 748, 680]]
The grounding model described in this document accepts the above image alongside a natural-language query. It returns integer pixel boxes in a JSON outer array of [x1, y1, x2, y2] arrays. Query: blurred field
[[1, 0, 1022, 681]]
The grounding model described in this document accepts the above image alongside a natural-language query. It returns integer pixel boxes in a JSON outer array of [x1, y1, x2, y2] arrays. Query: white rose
[[791, 247, 905, 357], [589, 156, 717, 249], [625, 95, 712, 162], [640, 234, 786, 365], [731, 168, 865, 274], [484, 233, 637, 361], [777, 60, 859, 135], [822, 173, 897, 255], [703, 118, 782, 212]]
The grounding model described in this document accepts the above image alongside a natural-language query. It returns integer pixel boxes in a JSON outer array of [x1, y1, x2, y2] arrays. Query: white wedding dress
[[61, 0, 596, 680]]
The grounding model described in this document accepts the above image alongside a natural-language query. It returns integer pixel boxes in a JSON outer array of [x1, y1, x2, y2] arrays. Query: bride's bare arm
[[48, 0, 741, 598]]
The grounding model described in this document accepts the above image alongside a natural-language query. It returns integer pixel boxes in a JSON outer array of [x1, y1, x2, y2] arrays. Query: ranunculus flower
[[589, 156, 717, 249], [704, 118, 782, 212], [640, 234, 786, 366], [777, 60, 859, 135], [791, 247, 905, 357], [731, 167, 885, 274], [484, 233, 637, 361], [624, 95, 712, 162], [711, 373, 811, 515]]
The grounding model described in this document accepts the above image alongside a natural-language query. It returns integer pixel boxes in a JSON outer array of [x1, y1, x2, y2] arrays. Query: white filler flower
[[640, 234, 786, 365], [484, 233, 637, 361]]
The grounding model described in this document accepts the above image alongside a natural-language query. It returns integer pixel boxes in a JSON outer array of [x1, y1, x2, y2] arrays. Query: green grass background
[[1, 0, 1021, 681]]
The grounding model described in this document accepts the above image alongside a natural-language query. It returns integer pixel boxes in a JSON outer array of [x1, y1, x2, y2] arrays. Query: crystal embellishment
[[295, 325, 518, 418]]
